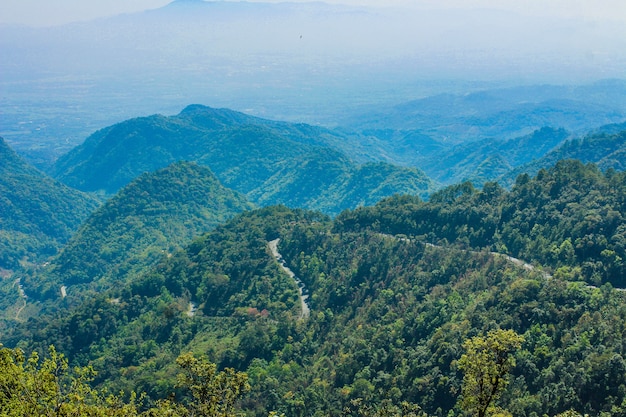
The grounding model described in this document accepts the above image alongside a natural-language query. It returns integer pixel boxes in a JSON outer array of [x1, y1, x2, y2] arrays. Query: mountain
[[51, 105, 435, 215], [419, 127, 571, 185], [337, 159, 626, 288], [344, 81, 626, 145], [5, 161, 626, 416], [329, 82, 626, 186], [0, 137, 100, 271], [3, 0, 626, 168], [500, 126, 626, 186], [22, 161, 253, 301]]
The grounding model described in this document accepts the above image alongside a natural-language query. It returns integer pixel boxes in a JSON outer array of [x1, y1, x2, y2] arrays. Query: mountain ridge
[[20, 161, 253, 301], [0, 137, 101, 270], [4, 160, 626, 416], [52, 105, 435, 215]]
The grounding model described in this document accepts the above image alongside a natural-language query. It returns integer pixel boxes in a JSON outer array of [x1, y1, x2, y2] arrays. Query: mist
[[1, 0, 625, 161]]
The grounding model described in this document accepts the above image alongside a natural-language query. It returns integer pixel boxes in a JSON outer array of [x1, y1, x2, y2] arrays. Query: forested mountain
[[0, 137, 100, 271], [51, 105, 434, 215], [6, 206, 323, 400], [337, 160, 626, 288], [501, 127, 626, 185], [21, 161, 253, 301], [351, 124, 625, 187], [419, 127, 571, 185], [5, 160, 626, 416], [332, 82, 626, 186]]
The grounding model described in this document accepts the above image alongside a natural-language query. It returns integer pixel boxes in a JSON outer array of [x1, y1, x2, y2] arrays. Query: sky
[[1, 0, 626, 27]]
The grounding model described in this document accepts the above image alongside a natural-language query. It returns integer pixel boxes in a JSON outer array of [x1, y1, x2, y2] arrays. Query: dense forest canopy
[[335, 160, 626, 288], [19, 161, 253, 301], [2, 2, 626, 414], [3, 160, 626, 416], [50, 105, 434, 215], [0, 137, 100, 271]]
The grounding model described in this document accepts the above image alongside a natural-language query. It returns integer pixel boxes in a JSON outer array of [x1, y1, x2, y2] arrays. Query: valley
[[1, 92, 626, 416], [2, 140, 626, 415], [2, 1, 626, 416]]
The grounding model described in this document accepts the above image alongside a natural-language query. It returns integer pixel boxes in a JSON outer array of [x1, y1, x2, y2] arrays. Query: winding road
[[268, 239, 311, 319], [382, 233, 626, 292], [13, 278, 27, 321]]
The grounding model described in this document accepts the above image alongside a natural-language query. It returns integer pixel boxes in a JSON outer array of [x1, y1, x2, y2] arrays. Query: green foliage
[[457, 329, 524, 417], [0, 344, 142, 416], [0, 137, 100, 271], [51, 105, 435, 215], [502, 128, 626, 186], [0, 345, 248, 417], [4, 158, 626, 417], [175, 351, 249, 417], [420, 127, 570, 185], [21, 161, 253, 301], [335, 160, 626, 287], [340, 399, 427, 417], [4, 206, 326, 398]]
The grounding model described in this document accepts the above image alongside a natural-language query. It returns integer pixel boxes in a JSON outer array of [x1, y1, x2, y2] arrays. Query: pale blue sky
[[1, 0, 625, 27]]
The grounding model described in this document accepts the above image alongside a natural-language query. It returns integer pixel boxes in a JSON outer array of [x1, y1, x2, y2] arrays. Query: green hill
[[51, 105, 435, 215], [336, 159, 626, 288], [0, 137, 100, 271], [22, 161, 253, 301], [421, 127, 570, 185], [501, 126, 626, 186], [4, 160, 626, 416]]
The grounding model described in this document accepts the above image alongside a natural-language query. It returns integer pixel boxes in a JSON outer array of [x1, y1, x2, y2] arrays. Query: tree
[[0, 345, 249, 417], [457, 329, 524, 417], [175, 352, 250, 417], [0, 344, 142, 416]]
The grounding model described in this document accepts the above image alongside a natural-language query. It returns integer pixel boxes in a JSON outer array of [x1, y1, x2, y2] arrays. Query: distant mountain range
[[345, 81, 626, 142], [2, 0, 625, 167], [52, 105, 435, 215], [419, 127, 571, 185], [500, 124, 626, 186]]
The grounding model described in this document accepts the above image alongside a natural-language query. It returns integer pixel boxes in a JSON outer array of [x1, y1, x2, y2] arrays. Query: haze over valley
[[1, 1, 626, 416], [2, 0, 625, 164]]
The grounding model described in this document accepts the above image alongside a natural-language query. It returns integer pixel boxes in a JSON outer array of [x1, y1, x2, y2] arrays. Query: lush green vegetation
[[51, 105, 434, 215], [0, 137, 100, 271], [5, 160, 626, 416], [6, 207, 324, 402], [19, 161, 253, 301], [364, 124, 626, 188], [502, 127, 626, 186], [335, 160, 626, 288], [420, 127, 570, 185], [457, 329, 524, 417], [0, 344, 249, 416]]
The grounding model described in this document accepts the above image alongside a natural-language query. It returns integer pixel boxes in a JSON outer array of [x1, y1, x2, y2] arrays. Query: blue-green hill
[[52, 105, 435, 215]]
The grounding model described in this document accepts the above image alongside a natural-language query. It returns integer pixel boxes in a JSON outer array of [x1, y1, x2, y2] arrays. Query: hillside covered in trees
[[51, 105, 434, 215], [336, 160, 626, 288], [20, 161, 254, 302], [0, 137, 100, 271], [3, 160, 626, 416]]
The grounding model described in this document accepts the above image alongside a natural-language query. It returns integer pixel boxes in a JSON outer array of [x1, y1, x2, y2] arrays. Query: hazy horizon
[[2, 0, 625, 165], [2, 0, 626, 27]]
